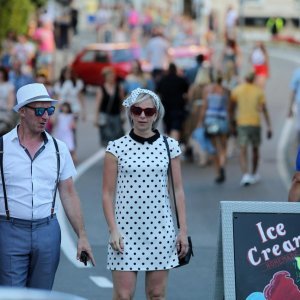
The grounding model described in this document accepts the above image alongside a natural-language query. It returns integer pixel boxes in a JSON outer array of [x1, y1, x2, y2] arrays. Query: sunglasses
[[130, 106, 157, 117], [26, 105, 56, 117]]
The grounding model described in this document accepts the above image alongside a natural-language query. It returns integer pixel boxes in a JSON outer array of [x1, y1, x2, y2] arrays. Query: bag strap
[[51, 137, 60, 218], [0, 136, 9, 220], [163, 136, 180, 229]]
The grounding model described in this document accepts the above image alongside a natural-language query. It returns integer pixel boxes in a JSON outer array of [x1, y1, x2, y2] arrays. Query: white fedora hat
[[14, 83, 58, 112]]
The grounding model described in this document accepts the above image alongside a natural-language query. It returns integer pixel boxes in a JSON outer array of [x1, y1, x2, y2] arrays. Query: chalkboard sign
[[214, 201, 300, 300]]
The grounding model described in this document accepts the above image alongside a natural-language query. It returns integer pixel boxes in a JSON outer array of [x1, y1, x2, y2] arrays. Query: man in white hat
[[0, 83, 95, 289]]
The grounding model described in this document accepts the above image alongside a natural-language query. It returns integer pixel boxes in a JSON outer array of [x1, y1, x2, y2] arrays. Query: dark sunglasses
[[26, 105, 55, 116], [130, 106, 157, 117]]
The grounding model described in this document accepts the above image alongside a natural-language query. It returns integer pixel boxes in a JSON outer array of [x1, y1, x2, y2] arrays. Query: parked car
[[71, 43, 141, 86], [71, 42, 211, 86]]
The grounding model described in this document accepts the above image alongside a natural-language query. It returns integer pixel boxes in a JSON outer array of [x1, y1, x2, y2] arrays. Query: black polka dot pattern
[[106, 135, 181, 271]]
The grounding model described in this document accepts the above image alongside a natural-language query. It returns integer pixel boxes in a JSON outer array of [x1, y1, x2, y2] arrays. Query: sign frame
[[219, 201, 300, 300]]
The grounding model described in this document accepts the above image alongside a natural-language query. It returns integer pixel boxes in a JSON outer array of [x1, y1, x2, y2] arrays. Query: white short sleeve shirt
[[0, 127, 77, 220]]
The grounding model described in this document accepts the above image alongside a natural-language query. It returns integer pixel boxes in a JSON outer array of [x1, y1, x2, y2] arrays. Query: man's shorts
[[237, 126, 261, 147]]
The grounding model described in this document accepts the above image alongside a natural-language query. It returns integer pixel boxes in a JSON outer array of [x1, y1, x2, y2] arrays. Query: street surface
[[52, 29, 300, 299]]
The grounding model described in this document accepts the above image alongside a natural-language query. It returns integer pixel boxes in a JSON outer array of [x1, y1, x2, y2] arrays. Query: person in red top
[[250, 41, 269, 89], [33, 19, 56, 80]]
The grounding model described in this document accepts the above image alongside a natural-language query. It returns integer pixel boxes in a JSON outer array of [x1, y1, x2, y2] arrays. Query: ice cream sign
[[217, 202, 300, 300], [247, 221, 300, 267]]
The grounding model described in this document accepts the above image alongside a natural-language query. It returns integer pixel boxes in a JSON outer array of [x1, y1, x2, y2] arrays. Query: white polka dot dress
[[106, 130, 181, 271]]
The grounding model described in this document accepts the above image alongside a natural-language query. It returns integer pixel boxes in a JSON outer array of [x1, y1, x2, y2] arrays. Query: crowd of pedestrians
[[0, 2, 278, 180], [1, 2, 300, 296], [85, 3, 275, 188]]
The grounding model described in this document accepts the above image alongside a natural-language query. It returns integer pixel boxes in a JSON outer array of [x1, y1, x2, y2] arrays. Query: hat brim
[[13, 97, 58, 112]]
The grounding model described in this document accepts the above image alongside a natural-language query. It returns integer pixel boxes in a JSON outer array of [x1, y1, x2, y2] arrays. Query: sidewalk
[[51, 24, 100, 162], [53, 26, 97, 80], [240, 25, 300, 45]]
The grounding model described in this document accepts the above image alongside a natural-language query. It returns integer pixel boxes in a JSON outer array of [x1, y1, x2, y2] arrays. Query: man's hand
[[77, 235, 96, 266]]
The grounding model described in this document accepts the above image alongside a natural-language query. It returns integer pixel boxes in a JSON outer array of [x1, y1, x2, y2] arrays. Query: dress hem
[[107, 265, 179, 271]]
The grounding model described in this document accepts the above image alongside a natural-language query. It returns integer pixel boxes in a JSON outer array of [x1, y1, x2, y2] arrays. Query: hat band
[[23, 95, 52, 103]]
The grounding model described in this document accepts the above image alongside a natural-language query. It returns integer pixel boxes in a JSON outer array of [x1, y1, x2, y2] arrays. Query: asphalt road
[[51, 31, 300, 300]]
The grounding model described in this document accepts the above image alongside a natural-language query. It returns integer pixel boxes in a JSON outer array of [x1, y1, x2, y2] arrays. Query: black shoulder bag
[[163, 136, 194, 267]]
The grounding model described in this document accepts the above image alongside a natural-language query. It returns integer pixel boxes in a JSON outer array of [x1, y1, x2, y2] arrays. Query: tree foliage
[[31, 0, 48, 8], [0, 0, 46, 46]]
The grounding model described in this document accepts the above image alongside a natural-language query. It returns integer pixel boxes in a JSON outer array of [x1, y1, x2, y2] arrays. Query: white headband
[[123, 88, 160, 108]]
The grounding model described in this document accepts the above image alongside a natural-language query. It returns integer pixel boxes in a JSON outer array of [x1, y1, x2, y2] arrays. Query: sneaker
[[240, 173, 252, 186], [249, 173, 261, 184]]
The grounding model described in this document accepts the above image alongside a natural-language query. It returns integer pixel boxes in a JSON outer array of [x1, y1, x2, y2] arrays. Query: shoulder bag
[[163, 136, 194, 267]]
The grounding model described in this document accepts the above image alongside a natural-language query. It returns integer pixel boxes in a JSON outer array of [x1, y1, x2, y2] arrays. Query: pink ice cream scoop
[[264, 270, 300, 300]]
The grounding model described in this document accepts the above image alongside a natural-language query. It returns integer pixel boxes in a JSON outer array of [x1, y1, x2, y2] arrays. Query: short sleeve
[[167, 137, 181, 159], [258, 89, 266, 105], [106, 141, 118, 158], [57, 140, 77, 180]]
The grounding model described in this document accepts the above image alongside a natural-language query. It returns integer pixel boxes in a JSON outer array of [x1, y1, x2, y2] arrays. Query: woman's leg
[[111, 271, 138, 300], [219, 134, 228, 168], [210, 135, 227, 183], [209, 136, 220, 175], [145, 270, 169, 300]]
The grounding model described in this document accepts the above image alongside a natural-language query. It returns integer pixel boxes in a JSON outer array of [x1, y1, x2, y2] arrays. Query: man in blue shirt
[[288, 68, 300, 144], [288, 69, 300, 202], [288, 152, 300, 202]]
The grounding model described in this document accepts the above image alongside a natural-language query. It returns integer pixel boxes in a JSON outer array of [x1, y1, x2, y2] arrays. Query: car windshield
[[111, 49, 135, 63]]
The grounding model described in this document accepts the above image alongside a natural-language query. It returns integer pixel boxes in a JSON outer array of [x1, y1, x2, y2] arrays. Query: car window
[[111, 49, 135, 63], [80, 51, 95, 62], [94, 51, 109, 62], [80, 50, 109, 63]]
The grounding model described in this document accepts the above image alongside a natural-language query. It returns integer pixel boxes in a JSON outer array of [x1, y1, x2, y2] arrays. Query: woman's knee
[[113, 289, 135, 300], [145, 271, 168, 300], [145, 287, 166, 300], [112, 271, 137, 300]]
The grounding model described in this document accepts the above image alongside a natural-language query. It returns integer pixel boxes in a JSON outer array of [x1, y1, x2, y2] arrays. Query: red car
[[71, 42, 211, 86], [71, 43, 141, 86]]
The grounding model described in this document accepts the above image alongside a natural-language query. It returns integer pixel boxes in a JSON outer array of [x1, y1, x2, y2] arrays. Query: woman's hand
[[109, 229, 124, 253], [176, 231, 189, 259]]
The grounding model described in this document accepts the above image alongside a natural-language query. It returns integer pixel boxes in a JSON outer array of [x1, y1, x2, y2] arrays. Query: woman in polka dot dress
[[102, 88, 189, 299]]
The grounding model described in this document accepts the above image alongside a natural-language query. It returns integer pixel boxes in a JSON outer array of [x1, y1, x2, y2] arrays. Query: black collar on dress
[[129, 129, 160, 144]]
